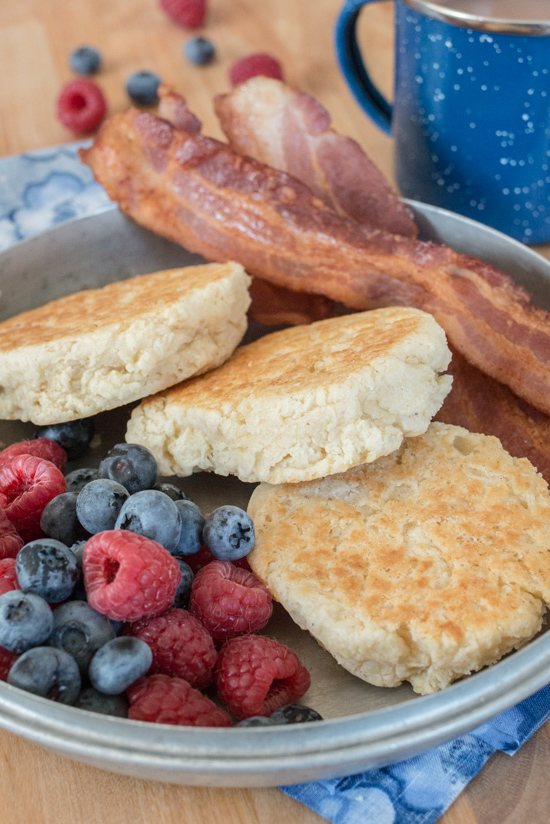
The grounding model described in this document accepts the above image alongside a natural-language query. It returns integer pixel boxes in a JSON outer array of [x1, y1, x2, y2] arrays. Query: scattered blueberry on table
[[125, 71, 162, 106], [69, 45, 102, 76], [184, 36, 215, 66]]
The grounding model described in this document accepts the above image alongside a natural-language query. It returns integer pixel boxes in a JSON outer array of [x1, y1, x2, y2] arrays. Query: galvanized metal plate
[[0, 202, 548, 787]]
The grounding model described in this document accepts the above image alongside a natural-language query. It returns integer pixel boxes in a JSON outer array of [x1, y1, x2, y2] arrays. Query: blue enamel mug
[[335, 0, 550, 243]]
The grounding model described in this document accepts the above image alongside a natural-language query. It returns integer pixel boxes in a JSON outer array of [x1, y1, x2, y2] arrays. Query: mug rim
[[402, 0, 550, 35]]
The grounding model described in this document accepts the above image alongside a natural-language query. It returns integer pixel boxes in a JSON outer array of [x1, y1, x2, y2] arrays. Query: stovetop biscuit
[[0, 262, 250, 424], [247, 422, 550, 694], [126, 306, 452, 484]]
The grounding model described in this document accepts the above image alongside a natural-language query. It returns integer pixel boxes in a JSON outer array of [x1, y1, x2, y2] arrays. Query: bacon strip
[[80, 108, 550, 415], [247, 279, 337, 326], [156, 84, 331, 327], [157, 85, 202, 134], [214, 77, 417, 239], [435, 348, 550, 484]]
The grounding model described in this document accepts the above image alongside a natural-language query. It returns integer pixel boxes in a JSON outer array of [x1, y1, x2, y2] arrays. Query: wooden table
[[0, 1, 549, 822]]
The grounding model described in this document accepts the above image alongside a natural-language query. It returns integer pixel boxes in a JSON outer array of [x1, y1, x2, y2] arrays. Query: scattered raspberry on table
[[128, 673, 232, 726], [228, 53, 284, 87], [159, 0, 206, 28], [125, 608, 217, 689], [216, 635, 311, 719], [57, 78, 107, 134], [189, 560, 273, 641], [83, 530, 181, 622]]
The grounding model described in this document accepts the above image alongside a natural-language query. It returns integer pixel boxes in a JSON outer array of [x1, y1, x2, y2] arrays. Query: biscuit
[[247, 423, 550, 694], [126, 307, 452, 484], [0, 262, 251, 424]]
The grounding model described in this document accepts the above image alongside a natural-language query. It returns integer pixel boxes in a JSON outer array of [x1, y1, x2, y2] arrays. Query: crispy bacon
[[157, 84, 202, 134], [214, 77, 417, 239], [435, 348, 550, 484], [80, 107, 550, 415], [247, 279, 337, 326], [156, 84, 329, 327]]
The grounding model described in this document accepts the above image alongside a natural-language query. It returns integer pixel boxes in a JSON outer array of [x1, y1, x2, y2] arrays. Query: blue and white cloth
[[283, 684, 550, 824], [0, 144, 549, 824]]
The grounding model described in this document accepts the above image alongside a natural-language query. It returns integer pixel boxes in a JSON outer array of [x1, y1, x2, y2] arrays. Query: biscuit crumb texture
[[248, 423, 550, 694], [126, 307, 452, 484], [0, 262, 250, 424]]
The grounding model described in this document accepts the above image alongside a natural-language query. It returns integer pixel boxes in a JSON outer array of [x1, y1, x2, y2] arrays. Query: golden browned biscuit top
[[146, 306, 430, 406], [0, 263, 234, 349], [248, 423, 550, 693]]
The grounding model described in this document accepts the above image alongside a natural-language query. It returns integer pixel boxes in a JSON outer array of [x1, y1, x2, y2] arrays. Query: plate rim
[[0, 200, 549, 785]]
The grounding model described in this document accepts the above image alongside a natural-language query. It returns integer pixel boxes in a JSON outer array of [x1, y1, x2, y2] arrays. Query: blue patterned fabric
[[0, 144, 549, 824], [0, 142, 108, 252], [283, 684, 550, 824]]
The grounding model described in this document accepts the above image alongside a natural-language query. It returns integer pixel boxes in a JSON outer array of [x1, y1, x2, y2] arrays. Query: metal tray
[[0, 201, 548, 787]]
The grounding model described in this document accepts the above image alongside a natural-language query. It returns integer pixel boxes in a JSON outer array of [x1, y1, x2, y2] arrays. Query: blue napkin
[[1, 145, 549, 824], [282, 684, 550, 824]]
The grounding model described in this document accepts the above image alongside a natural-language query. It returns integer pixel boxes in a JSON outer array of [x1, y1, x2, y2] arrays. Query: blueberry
[[269, 703, 323, 724], [114, 489, 182, 553], [0, 591, 54, 653], [109, 619, 124, 636], [237, 716, 277, 727], [172, 559, 194, 609], [75, 687, 129, 717], [8, 646, 81, 704], [69, 540, 88, 600], [89, 637, 152, 695], [126, 71, 161, 106], [184, 37, 216, 66], [40, 491, 88, 546], [65, 467, 99, 493], [173, 499, 205, 556], [35, 419, 95, 460], [155, 482, 189, 502], [70, 540, 87, 573], [98, 443, 157, 494], [69, 45, 102, 75], [16, 539, 79, 603], [76, 478, 130, 533], [49, 600, 115, 675], [203, 505, 255, 561]]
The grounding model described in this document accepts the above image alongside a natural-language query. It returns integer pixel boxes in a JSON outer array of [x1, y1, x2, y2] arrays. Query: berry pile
[[0, 427, 319, 727]]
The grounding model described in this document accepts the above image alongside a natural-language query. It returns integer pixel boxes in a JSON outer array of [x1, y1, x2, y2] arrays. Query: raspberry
[[0, 509, 23, 561], [186, 545, 251, 574], [57, 78, 107, 134], [216, 635, 311, 719], [0, 438, 67, 472], [0, 455, 66, 543], [83, 530, 181, 622], [0, 646, 19, 681], [0, 558, 20, 596], [228, 53, 284, 87], [125, 608, 217, 688], [159, 0, 206, 28], [189, 560, 272, 642], [128, 674, 232, 727]]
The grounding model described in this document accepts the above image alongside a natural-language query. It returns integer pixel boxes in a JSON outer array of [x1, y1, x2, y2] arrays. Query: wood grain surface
[[0, 1, 549, 823]]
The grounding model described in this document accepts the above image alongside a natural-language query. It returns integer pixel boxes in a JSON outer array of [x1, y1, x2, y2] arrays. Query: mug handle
[[334, 0, 393, 135]]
